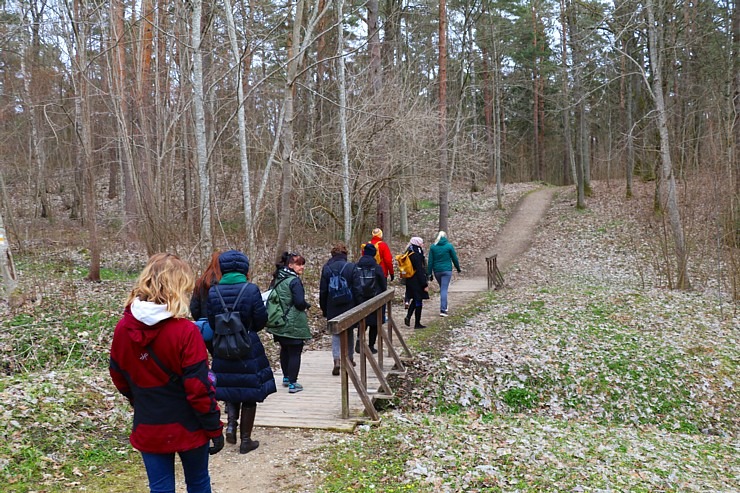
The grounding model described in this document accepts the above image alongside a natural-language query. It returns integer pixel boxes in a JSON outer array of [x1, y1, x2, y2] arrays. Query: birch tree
[[191, 0, 212, 251]]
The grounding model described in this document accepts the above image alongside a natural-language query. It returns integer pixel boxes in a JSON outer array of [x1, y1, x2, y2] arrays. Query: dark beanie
[[363, 243, 377, 257]]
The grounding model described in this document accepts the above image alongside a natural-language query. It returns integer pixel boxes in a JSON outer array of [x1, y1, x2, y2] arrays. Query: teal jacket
[[427, 237, 461, 275], [266, 268, 311, 340]]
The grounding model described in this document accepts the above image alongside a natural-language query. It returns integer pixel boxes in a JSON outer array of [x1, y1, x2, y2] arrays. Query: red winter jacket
[[369, 236, 394, 279], [109, 301, 222, 454]]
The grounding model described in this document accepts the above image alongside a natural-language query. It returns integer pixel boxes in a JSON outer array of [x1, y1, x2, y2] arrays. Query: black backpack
[[356, 265, 377, 299], [212, 284, 251, 360], [328, 263, 353, 304]]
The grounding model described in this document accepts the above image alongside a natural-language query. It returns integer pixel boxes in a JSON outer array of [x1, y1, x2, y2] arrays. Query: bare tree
[[438, 0, 449, 233], [223, 0, 255, 250], [336, 0, 352, 245], [646, 0, 690, 289], [192, 0, 212, 251]]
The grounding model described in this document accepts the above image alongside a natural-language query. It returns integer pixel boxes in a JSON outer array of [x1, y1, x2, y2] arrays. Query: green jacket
[[266, 269, 311, 340], [427, 237, 461, 275]]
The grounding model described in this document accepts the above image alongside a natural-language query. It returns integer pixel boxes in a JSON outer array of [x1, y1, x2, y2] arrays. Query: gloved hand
[[457, 269, 462, 274], [209, 434, 225, 455], [390, 273, 395, 282]]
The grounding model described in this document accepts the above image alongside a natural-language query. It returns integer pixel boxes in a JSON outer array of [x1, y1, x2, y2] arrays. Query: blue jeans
[[434, 271, 453, 312], [332, 327, 354, 360], [141, 443, 211, 493]]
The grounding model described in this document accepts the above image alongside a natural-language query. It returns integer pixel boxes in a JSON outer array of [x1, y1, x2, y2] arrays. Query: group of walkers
[[108, 229, 460, 493]]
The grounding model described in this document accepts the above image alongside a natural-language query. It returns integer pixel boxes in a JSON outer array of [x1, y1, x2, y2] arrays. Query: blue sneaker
[[288, 382, 303, 394], [282, 377, 290, 387]]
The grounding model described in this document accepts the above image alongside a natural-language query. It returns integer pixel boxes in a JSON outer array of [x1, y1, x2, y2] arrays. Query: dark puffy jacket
[[206, 250, 276, 403], [352, 254, 387, 327], [319, 254, 356, 319], [109, 306, 222, 454], [404, 245, 428, 301]]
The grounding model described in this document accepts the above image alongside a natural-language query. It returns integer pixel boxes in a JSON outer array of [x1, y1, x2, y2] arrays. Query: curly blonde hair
[[126, 253, 194, 318]]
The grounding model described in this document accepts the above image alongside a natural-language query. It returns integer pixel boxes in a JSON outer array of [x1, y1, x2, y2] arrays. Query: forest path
[[197, 186, 558, 493], [420, 186, 557, 319]]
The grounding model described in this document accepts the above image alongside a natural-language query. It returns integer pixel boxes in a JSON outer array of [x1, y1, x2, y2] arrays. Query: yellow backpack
[[395, 250, 415, 279], [361, 241, 383, 265]]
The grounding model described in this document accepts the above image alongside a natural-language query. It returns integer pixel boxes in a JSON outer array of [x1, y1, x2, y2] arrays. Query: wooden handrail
[[327, 288, 413, 420]]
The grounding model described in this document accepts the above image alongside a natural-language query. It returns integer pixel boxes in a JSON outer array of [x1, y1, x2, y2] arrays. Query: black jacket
[[319, 254, 356, 319], [404, 245, 428, 301], [352, 254, 387, 326]]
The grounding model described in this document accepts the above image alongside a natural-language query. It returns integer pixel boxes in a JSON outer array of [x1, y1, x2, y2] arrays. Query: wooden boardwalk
[[255, 350, 389, 432]]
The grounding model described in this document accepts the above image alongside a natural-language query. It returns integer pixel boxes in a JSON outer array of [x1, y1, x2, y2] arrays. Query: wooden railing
[[486, 254, 505, 290], [326, 288, 413, 421]]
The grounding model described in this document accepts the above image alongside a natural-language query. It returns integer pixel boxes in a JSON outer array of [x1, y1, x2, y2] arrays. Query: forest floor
[[1, 180, 737, 492]]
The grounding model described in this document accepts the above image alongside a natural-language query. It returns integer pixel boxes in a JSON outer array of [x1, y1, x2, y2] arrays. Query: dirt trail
[[195, 187, 557, 493]]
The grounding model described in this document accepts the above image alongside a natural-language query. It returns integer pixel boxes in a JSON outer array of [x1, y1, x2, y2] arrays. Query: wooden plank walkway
[[254, 350, 386, 432]]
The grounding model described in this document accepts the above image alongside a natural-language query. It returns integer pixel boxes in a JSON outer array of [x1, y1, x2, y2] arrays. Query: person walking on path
[[190, 251, 222, 354], [207, 250, 276, 454], [109, 253, 224, 493], [320, 242, 357, 375], [403, 237, 429, 329], [366, 228, 394, 281], [352, 243, 387, 354], [426, 231, 461, 317], [266, 252, 312, 394]]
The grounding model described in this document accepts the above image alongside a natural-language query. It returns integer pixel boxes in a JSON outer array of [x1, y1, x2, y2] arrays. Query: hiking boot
[[282, 377, 290, 387], [369, 345, 378, 354], [239, 438, 259, 454], [404, 316, 410, 327], [332, 359, 340, 376], [414, 323, 427, 329], [288, 382, 304, 393]]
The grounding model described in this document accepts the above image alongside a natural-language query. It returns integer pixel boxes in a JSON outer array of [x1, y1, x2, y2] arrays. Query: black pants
[[279, 341, 304, 384]]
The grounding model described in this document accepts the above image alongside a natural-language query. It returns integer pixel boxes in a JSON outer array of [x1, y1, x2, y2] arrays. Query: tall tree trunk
[[22, 2, 52, 221], [336, 0, 352, 245], [559, 0, 575, 188], [733, 0, 740, 246], [110, 0, 138, 241], [275, 0, 329, 257], [482, 46, 494, 183], [368, 0, 390, 237], [223, 0, 255, 251], [72, 0, 100, 281], [192, 0, 212, 251], [646, 0, 690, 289], [438, 0, 449, 233]]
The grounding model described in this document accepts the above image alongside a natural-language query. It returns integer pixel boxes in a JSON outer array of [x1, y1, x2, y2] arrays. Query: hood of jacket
[[435, 236, 449, 247], [276, 266, 298, 282], [356, 255, 377, 268], [122, 297, 173, 346], [219, 250, 250, 276]]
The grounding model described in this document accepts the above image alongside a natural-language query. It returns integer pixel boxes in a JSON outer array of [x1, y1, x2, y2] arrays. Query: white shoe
[[440, 311, 448, 317]]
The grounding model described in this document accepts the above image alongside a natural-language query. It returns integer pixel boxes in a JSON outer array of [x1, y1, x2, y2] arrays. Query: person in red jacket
[[110, 253, 224, 493], [368, 228, 394, 281]]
